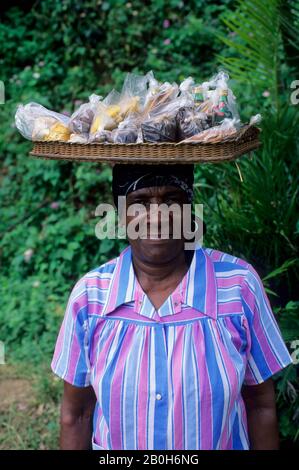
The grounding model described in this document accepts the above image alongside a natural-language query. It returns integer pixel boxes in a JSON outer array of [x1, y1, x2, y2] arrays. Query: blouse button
[[156, 393, 162, 400]]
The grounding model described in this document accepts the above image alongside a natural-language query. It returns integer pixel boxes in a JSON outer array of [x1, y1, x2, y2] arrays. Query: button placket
[[173, 291, 182, 313], [134, 280, 144, 313]]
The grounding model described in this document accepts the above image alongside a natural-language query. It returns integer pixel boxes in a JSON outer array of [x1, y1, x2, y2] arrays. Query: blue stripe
[[153, 327, 168, 449], [231, 407, 243, 449], [192, 248, 206, 312], [214, 262, 247, 273], [203, 321, 225, 448], [116, 247, 132, 306]]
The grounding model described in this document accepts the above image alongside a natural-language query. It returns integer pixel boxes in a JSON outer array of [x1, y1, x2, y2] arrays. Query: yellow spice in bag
[[44, 122, 71, 142]]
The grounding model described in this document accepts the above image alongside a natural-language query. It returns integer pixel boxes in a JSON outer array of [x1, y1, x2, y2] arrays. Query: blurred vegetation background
[[0, 0, 298, 450]]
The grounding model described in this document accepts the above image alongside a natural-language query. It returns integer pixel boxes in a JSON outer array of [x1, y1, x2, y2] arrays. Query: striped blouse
[[51, 243, 293, 450]]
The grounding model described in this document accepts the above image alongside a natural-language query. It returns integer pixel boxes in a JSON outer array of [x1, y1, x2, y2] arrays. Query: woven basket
[[29, 124, 261, 164]]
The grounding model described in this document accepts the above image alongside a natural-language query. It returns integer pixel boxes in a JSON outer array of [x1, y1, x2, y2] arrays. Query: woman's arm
[[60, 381, 97, 450], [241, 377, 280, 450]]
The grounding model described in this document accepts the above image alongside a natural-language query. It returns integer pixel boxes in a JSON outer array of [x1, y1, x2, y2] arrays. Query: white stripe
[[186, 251, 196, 306], [216, 269, 246, 278], [147, 329, 156, 449], [125, 262, 135, 303]]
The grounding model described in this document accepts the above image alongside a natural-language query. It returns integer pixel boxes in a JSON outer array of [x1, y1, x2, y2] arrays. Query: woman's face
[[123, 185, 191, 264]]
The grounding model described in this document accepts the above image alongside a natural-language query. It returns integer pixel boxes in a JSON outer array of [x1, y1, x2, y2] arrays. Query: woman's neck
[[131, 247, 193, 292]]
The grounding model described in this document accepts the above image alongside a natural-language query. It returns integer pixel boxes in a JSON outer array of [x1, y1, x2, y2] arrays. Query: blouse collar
[[101, 243, 218, 320]]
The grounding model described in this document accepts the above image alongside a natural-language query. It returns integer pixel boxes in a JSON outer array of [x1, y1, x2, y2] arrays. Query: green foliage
[[217, 0, 299, 112]]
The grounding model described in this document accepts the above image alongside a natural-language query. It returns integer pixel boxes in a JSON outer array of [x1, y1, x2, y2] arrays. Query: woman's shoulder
[[74, 246, 129, 290], [82, 256, 119, 286], [203, 246, 251, 270], [202, 246, 266, 296], [202, 246, 251, 269]]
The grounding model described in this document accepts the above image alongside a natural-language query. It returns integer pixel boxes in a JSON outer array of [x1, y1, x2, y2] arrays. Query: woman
[[51, 163, 293, 450]]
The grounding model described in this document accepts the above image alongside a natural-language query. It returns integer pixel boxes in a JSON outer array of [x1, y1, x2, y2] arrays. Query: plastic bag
[[68, 133, 89, 144], [15, 102, 70, 141], [141, 94, 184, 143], [69, 94, 101, 134], [89, 130, 113, 143], [90, 82, 142, 136], [176, 106, 209, 140], [112, 126, 138, 144], [141, 115, 177, 143], [142, 80, 179, 116], [198, 71, 239, 126], [89, 90, 121, 135], [89, 89, 118, 134], [179, 76, 195, 103], [179, 118, 240, 144], [120, 71, 150, 110], [111, 114, 139, 143]]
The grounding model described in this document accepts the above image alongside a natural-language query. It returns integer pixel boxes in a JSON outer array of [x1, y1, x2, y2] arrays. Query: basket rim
[[29, 125, 261, 164]]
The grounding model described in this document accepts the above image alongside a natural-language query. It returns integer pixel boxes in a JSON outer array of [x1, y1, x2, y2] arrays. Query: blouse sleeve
[[241, 264, 293, 386], [51, 277, 91, 387]]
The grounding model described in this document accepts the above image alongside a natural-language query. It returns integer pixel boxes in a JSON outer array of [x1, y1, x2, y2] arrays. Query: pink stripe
[[217, 277, 243, 288], [218, 302, 243, 314], [89, 303, 104, 315], [104, 246, 131, 314], [237, 258, 249, 268], [209, 250, 223, 262], [51, 323, 65, 369], [107, 265, 122, 313], [172, 325, 185, 449], [205, 252, 218, 319], [193, 322, 213, 449], [65, 332, 81, 383], [137, 329, 150, 449], [213, 322, 239, 449], [87, 277, 111, 289]]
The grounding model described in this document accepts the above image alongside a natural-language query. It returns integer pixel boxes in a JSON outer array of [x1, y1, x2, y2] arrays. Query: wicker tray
[[29, 124, 261, 164]]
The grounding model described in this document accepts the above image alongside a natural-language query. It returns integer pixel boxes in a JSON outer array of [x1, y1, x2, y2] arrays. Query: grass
[[0, 361, 62, 450]]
